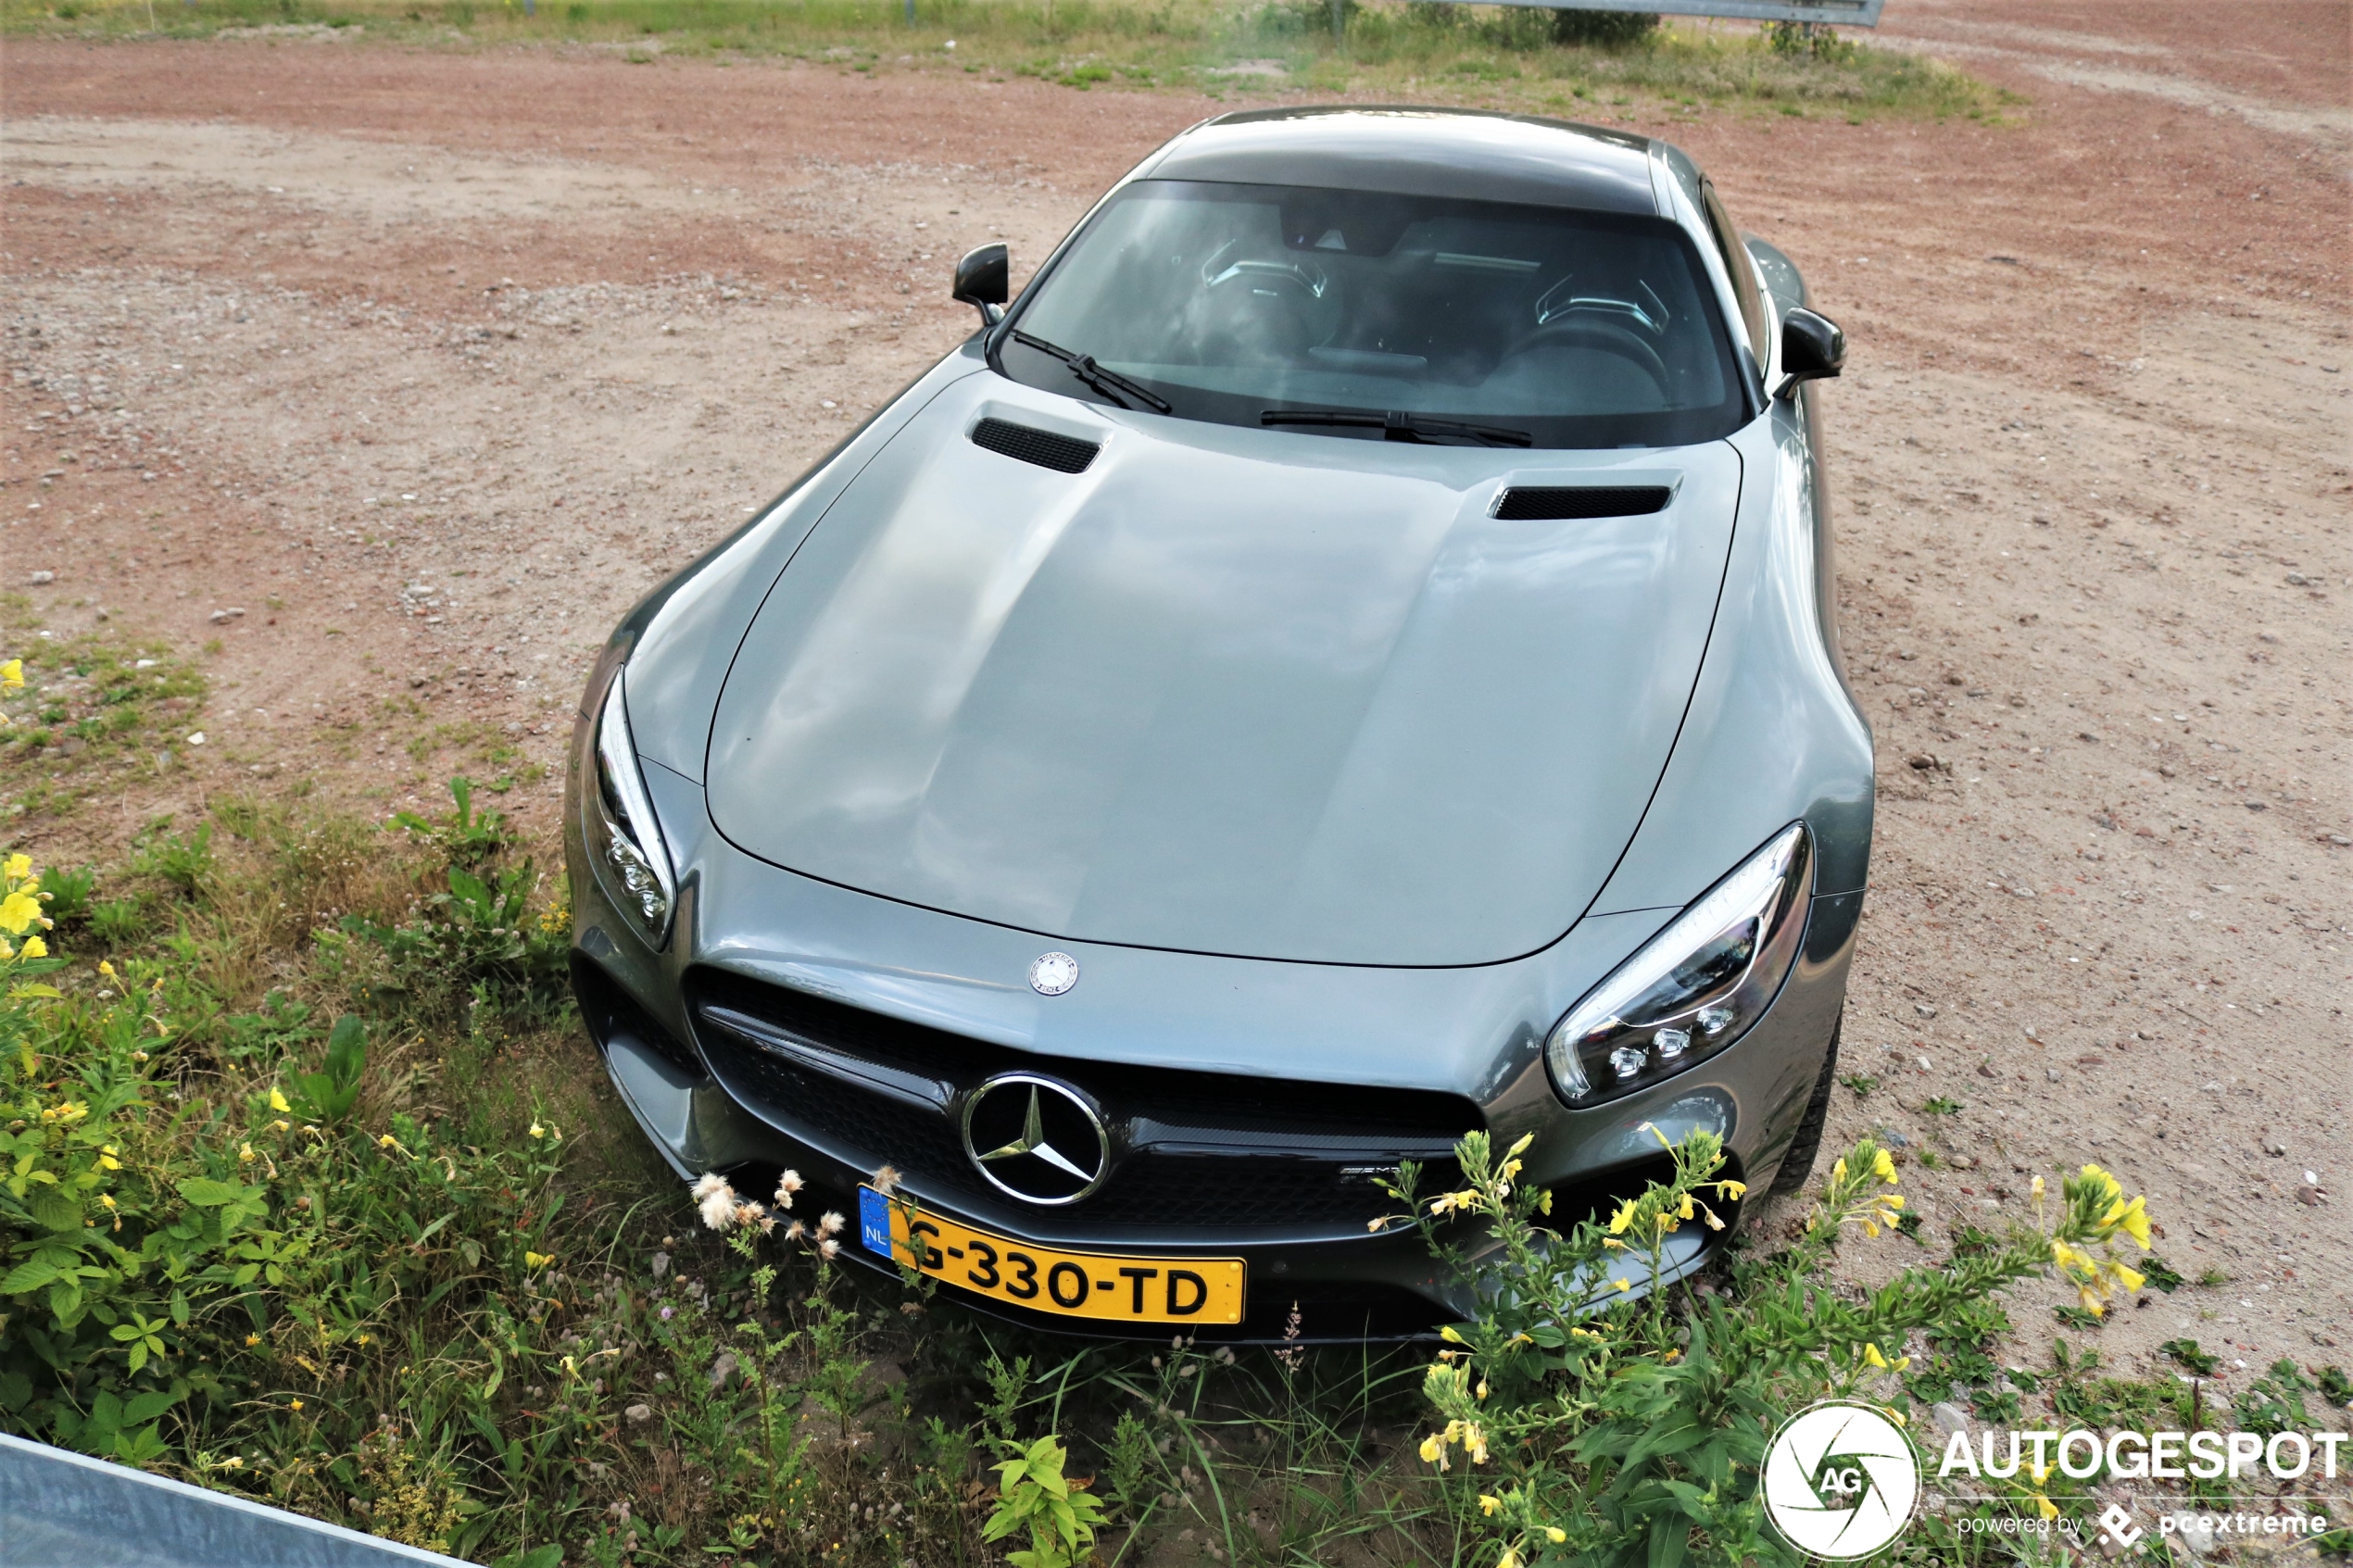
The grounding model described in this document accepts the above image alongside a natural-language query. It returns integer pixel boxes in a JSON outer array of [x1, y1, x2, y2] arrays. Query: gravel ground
[[3, 2, 2346, 1389]]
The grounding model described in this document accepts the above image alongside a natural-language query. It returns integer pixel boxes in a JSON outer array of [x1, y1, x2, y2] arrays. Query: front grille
[[686, 969, 1478, 1236], [1493, 485, 1672, 521], [573, 955, 702, 1078], [970, 417, 1100, 474]]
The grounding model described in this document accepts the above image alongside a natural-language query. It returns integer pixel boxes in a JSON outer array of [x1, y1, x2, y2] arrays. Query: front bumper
[[565, 747, 1859, 1341]]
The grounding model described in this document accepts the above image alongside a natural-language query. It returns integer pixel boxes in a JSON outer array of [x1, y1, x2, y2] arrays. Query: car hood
[[705, 379, 1742, 966]]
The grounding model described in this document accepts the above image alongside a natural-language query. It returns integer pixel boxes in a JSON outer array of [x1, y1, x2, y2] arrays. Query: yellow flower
[[1607, 1199, 1636, 1235], [245, 1334, 260, 1347], [1419, 1432, 1446, 1464], [1676, 1193, 1695, 1221], [2035, 1495, 2057, 1522], [269, 1088, 291, 1113], [1715, 1179, 1747, 1200], [2112, 1263, 2146, 1294], [378, 1135, 401, 1150], [2105, 1194, 2154, 1248], [1497, 1549, 1521, 1568], [2081, 1163, 2122, 1200], [1863, 1343, 1888, 1368], [525, 1250, 554, 1269], [1439, 1325, 1466, 1344], [528, 1121, 547, 1139], [239, 1143, 257, 1164], [0, 660, 21, 691], [1894, 1356, 1912, 1371], [1546, 1527, 1567, 1545], [99, 1194, 117, 1210], [290, 1399, 305, 1412], [1872, 1148, 1898, 1184], [18, 934, 44, 959], [1479, 1495, 1502, 1516], [2030, 1173, 2045, 1200], [1613, 1278, 1631, 1292], [1831, 1156, 1848, 1182], [0, 889, 41, 935], [98, 960, 116, 977], [96, 1148, 120, 1171]]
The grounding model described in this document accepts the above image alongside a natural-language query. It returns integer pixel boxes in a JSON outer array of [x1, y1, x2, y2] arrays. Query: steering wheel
[[1199, 257, 1327, 359], [1501, 314, 1672, 394]]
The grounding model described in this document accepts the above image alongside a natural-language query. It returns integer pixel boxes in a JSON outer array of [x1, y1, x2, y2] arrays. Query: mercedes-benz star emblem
[[1028, 951, 1079, 997], [961, 1073, 1110, 1205]]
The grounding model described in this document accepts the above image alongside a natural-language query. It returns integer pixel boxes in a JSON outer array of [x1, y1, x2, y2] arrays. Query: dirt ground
[[2, 0, 2347, 1389]]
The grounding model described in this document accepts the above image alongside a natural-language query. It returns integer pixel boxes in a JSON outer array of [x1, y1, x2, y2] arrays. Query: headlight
[[590, 666, 677, 947], [1546, 822, 1812, 1107]]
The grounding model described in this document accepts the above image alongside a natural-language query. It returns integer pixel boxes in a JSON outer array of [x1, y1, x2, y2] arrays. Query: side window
[[1699, 181, 1770, 366]]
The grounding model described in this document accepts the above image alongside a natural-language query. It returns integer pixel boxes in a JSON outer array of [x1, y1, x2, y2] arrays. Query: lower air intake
[[1493, 485, 1672, 521], [971, 418, 1101, 474]]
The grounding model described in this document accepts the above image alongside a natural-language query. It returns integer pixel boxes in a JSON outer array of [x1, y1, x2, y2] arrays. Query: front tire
[[1768, 1017, 1840, 1196]]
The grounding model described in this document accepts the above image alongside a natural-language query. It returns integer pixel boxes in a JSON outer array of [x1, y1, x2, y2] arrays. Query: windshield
[[996, 179, 1750, 450]]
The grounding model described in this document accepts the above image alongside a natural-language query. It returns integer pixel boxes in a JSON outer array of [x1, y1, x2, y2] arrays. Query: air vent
[[1492, 485, 1672, 521], [970, 417, 1100, 474]]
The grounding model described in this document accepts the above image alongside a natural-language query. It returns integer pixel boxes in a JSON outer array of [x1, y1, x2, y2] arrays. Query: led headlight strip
[[1546, 822, 1813, 1108], [592, 666, 677, 947]]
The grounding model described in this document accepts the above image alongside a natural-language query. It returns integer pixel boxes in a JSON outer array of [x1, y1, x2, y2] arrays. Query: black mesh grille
[[971, 418, 1100, 474], [573, 955, 703, 1079], [1493, 485, 1672, 521], [686, 969, 1478, 1237]]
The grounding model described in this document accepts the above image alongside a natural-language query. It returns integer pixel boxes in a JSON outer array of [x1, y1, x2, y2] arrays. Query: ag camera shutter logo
[[1763, 1401, 1922, 1559]]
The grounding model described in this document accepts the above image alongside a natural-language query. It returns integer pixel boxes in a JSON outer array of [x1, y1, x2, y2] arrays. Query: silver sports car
[[566, 107, 1868, 1339]]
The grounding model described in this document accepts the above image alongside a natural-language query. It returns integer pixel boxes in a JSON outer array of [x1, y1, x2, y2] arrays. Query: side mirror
[[953, 243, 1009, 327], [1775, 307, 1845, 397]]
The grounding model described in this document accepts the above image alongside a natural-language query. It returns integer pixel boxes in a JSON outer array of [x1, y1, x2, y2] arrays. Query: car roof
[[1134, 106, 1665, 217]]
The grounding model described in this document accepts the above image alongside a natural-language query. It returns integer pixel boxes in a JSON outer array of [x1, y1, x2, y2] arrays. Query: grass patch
[[1, 606, 209, 822], [0, 0, 2020, 122]]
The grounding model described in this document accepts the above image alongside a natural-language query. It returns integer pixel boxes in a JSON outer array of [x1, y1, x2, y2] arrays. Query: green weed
[[0, 621, 208, 820], [0, 0, 2018, 123]]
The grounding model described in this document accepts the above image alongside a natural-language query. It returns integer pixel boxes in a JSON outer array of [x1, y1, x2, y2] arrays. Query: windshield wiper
[[1009, 331, 1172, 414], [1260, 408, 1533, 448]]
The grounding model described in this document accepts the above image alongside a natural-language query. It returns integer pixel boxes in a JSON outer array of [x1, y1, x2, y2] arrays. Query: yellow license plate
[[858, 1186, 1245, 1325]]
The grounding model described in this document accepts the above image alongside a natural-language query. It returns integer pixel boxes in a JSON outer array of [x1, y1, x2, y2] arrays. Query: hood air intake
[[1493, 485, 1672, 521], [971, 417, 1101, 474]]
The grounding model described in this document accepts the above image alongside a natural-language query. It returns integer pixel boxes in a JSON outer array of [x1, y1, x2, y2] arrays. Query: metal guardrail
[[1478, 0, 1884, 25], [0, 1432, 472, 1568]]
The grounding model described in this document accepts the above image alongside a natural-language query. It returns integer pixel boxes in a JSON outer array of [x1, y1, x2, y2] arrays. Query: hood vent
[[1493, 485, 1672, 521], [971, 417, 1101, 474]]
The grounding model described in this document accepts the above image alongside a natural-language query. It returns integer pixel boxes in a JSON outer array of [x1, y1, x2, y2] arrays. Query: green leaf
[[121, 1386, 184, 1425], [1647, 1514, 1690, 1568], [325, 1014, 367, 1090], [0, 1257, 63, 1295], [176, 1178, 247, 1208], [30, 1186, 82, 1232]]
